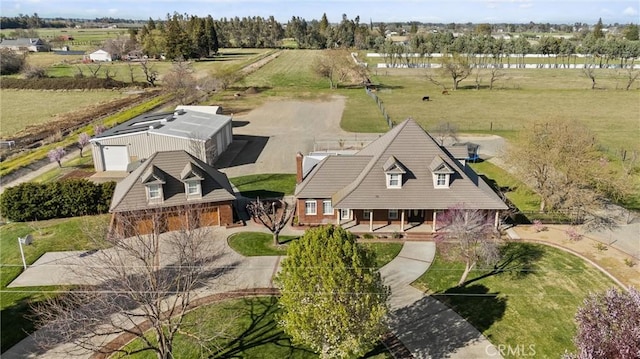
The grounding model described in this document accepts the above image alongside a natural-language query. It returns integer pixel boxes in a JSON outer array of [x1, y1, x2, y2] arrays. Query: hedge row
[[0, 77, 147, 90], [0, 179, 115, 222]]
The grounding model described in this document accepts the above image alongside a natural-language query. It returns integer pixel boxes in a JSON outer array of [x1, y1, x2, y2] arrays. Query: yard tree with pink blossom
[[47, 147, 66, 168], [435, 204, 500, 286], [77, 132, 90, 157], [564, 287, 640, 359]]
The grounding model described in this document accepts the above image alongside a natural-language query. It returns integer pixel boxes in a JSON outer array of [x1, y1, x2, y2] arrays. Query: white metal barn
[[89, 49, 113, 62], [90, 107, 233, 172]]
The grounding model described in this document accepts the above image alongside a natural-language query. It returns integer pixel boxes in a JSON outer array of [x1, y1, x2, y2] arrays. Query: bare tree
[[103, 67, 117, 81], [425, 71, 447, 91], [432, 121, 459, 145], [506, 121, 630, 228], [582, 62, 597, 90], [440, 52, 472, 90], [313, 49, 359, 89], [622, 66, 639, 90], [489, 66, 505, 90], [140, 60, 158, 87], [246, 198, 295, 245], [163, 60, 198, 105], [126, 61, 136, 83], [77, 133, 90, 157], [32, 206, 237, 359], [86, 64, 102, 78], [74, 65, 85, 78], [435, 204, 500, 286]]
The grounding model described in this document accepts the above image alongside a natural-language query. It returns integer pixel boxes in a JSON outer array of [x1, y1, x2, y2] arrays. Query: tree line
[[130, 13, 638, 64]]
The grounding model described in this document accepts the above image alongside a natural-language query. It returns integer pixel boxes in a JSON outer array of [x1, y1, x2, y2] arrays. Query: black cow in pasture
[[422, 96, 430, 101]]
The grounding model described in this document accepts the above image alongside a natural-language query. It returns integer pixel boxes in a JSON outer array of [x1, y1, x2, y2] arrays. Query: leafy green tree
[[623, 23, 639, 41], [275, 225, 389, 359], [204, 15, 219, 55]]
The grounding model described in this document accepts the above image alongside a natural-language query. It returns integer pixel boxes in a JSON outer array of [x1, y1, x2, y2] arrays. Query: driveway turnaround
[[6, 228, 500, 358]]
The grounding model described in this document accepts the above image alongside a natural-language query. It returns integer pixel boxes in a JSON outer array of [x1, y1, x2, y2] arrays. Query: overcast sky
[[1, 0, 638, 24]]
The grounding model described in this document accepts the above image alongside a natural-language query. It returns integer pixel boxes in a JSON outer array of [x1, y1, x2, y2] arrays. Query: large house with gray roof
[[294, 118, 507, 232], [90, 106, 231, 172], [0, 38, 49, 52], [109, 150, 236, 236]]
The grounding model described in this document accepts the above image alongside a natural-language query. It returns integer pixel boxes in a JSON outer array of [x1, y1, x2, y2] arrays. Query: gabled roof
[[383, 156, 407, 174], [140, 165, 166, 184], [0, 38, 44, 46], [110, 150, 236, 212], [295, 118, 507, 210], [180, 162, 205, 181], [429, 156, 455, 174]]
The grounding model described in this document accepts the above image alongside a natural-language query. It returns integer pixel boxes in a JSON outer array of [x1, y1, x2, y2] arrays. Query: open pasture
[[364, 67, 640, 154]]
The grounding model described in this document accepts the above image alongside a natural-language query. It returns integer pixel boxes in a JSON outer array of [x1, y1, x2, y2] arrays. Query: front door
[[407, 209, 424, 223]]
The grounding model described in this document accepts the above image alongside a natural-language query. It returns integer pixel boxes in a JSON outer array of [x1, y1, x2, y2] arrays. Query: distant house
[[294, 119, 507, 232], [109, 150, 236, 236], [90, 106, 233, 172], [89, 49, 113, 62], [0, 38, 49, 52]]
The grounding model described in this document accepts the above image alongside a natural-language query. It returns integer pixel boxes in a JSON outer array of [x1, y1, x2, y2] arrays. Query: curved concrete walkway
[[380, 242, 501, 359], [4, 232, 499, 358]]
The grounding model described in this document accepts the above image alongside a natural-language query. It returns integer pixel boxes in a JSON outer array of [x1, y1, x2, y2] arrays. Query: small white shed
[[89, 49, 112, 62]]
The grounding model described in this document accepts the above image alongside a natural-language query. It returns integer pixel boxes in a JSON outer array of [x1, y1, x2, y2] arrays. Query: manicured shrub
[[0, 179, 115, 221]]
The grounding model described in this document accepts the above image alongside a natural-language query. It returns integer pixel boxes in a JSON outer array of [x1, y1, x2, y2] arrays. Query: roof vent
[[174, 109, 186, 116]]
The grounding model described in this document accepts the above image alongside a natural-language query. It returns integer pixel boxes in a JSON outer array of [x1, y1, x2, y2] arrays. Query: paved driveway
[[216, 97, 380, 178]]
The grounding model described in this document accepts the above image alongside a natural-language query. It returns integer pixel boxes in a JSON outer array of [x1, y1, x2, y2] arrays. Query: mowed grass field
[[0, 90, 127, 137]]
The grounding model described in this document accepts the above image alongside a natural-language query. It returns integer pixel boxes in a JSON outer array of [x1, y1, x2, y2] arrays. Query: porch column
[[494, 211, 500, 229], [336, 210, 340, 226], [400, 210, 405, 232], [432, 210, 437, 233], [369, 210, 373, 232]]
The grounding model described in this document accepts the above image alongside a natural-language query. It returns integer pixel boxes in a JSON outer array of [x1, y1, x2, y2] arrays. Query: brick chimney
[[296, 152, 304, 184]]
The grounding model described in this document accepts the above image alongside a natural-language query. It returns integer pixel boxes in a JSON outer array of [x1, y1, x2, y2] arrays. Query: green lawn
[[0, 215, 111, 352], [230, 173, 297, 198], [468, 161, 540, 213], [227, 231, 402, 269], [115, 296, 391, 358], [227, 232, 298, 256], [412, 242, 617, 358]]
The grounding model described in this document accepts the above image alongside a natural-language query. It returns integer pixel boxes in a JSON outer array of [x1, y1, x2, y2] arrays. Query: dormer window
[[383, 156, 406, 189], [430, 156, 455, 189], [387, 173, 401, 188], [185, 181, 201, 196], [181, 162, 205, 199], [147, 184, 162, 199], [141, 165, 166, 202]]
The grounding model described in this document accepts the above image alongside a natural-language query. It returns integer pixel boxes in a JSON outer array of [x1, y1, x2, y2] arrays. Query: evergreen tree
[[275, 225, 389, 359], [593, 17, 604, 39], [205, 15, 219, 55]]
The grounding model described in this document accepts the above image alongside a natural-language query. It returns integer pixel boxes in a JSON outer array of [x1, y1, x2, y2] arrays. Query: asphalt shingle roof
[[295, 119, 507, 210]]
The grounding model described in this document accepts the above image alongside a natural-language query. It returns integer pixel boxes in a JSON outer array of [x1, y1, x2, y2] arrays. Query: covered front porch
[[341, 221, 433, 236], [335, 209, 439, 233], [334, 208, 501, 233]]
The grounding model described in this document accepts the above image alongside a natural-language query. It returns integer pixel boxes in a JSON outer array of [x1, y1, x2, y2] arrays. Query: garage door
[[103, 146, 129, 171]]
